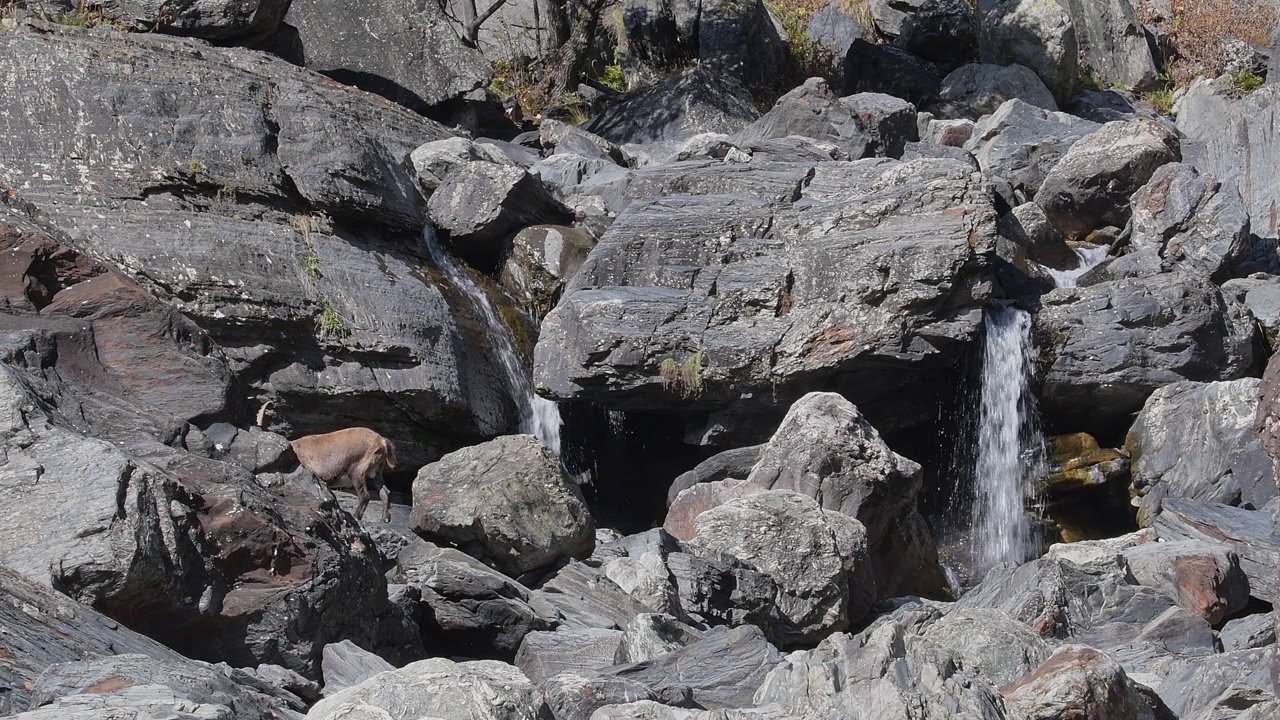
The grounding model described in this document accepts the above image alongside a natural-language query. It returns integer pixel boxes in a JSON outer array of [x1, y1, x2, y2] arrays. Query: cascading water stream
[[421, 226, 562, 455], [969, 306, 1045, 579]]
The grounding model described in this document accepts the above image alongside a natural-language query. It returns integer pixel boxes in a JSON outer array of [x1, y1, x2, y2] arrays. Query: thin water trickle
[[970, 306, 1045, 579], [421, 226, 562, 454], [1042, 244, 1111, 288]]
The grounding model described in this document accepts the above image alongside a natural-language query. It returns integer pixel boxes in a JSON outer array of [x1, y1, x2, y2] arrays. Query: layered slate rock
[[0, 24, 516, 460], [922, 609, 1052, 686], [1203, 86, 1280, 248], [1035, 118, 1181, 242], [30, 0, 289, 40], [933, 63, 1058, 120], [1002, 645, 1153, 720], [1256, 348, 1280, 482], [964, 99, 1099, 205], [1034, 273, 1253, 440], [746, 392, 942, 598], [732, 79, 918, 159], [395, 539, 559, 658], [411, 435, 594, 577], [977, 0, 1078, 102], [1152, 500, 1280, 603], [306, 658, 547, 720], [1060, 0, 1159, 91], [754, 621, 1018, 719], [0, 566, 302, 717], [499, 224, 598, 320], [683, 490, 860, 645], [1127, 163, 1253, 282], [286, 0, 489, 111], [534, 156, 999, 443], [427, 162, 574, 266], [1127, 380, 1275, 526], [586, 67, 761, 144], [0, 224, 420, 677], [1121, 540, 1250, 624]]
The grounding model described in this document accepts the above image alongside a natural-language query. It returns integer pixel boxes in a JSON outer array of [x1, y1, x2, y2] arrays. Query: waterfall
[[970, 306, 1044, 578], [1041, 244, 1111, 288], [421, 226, 562, 454]]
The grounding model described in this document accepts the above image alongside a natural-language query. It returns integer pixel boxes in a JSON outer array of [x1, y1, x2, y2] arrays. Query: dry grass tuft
[[1138, 0, 1277, 86]]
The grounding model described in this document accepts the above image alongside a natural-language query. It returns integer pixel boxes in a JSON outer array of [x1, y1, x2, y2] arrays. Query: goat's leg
[[352, 475, 371, 521], [379, 481, 391, 523]]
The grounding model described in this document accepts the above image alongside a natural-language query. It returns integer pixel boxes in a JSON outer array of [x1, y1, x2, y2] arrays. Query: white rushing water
[[970, 306, 1044, 578], [421, 226, 562, 455], [1041, 244, 1111, 288]]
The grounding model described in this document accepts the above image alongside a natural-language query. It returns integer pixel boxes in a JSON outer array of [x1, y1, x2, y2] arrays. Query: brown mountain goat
[[290, 428, 397, 523]]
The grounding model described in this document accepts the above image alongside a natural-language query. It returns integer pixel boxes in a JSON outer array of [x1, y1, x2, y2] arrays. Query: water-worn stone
[[1035, 118, 1181, 241], [1151, 499, 1280, 604], [683, 490, 856, 645], [534, 156, 999, 446], [1127, 163, 1253, 282], [964, 99, 1100, 205], [409, 137, 515, 196], [746, 392, 940, 598], [618, 613, 708, 663], [412, 435, 594, 577], [514, 628, 625, 685], [530, 561, 651, 630], [395, 539, 559, 658], [541, 673, 664, 720], [1003, 645, 1150, 720], [586, 67, 761, 145], [978, 0, 1078, 102], [733, 80, 918, 159], [606, 624, 782, 709], [286, 0, 489, 111], [957, 554, 1178, 650], [1218, 612, 1277, 652], [1035, 273, 1253, 440], [305, 657, 546, 720], [1127, 380, 1275, 526], [934, 63, 1057, 120], [1121, 540, 1250, 625], [1155, 648, 1276, 718]]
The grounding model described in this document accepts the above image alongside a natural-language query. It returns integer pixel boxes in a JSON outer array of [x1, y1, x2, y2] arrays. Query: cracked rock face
[[534, 156, 998, 444]]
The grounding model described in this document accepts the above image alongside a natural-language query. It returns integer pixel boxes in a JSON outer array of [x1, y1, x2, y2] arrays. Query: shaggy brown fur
[[290, 427, 398, 523]]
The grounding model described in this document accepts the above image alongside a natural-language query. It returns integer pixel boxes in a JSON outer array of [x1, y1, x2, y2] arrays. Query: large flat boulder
[[978, 0, 1078, 102], [286, 0, 489, 111], [534, 156, 999, 443], [1059, 0, 1159, 91], [305, 658, 547, 720], [1127, 163, 1253, 282], [0, 24, 515, 461], [1034, 273, 1254, 440]]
